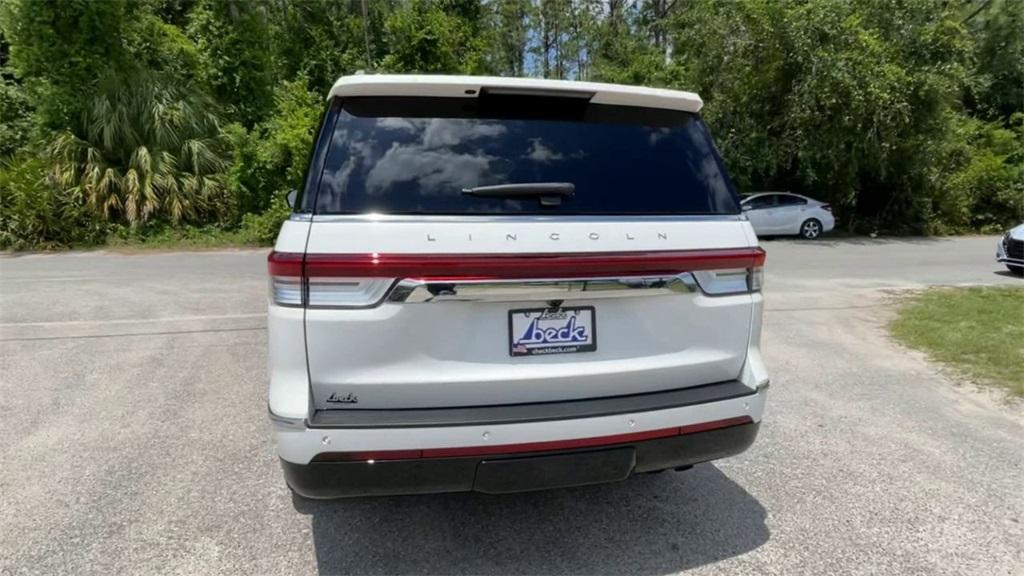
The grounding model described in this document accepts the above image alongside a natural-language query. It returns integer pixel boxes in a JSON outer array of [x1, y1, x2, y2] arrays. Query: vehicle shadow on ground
[[293, 463, 768, 575], [992, 270, 1023, 279]]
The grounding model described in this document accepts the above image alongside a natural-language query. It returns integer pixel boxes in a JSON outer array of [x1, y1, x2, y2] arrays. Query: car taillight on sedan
[[267, 248, 766, 308]]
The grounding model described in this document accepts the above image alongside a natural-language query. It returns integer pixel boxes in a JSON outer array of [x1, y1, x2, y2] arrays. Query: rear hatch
[[283, 89, 761, 411]]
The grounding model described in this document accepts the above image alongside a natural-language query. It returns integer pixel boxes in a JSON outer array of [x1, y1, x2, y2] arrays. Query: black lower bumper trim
[[282, 421, 760, 499], [309, 380, 754, 429]]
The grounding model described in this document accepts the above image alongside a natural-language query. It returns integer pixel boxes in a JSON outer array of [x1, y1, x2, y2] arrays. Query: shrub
[[936, 114, 1024, 233], [239, 196, 290, 245], [0, 72, 33, 159], [0, 155, 108, 249], [49, 76, 234, 227], [227, 78, 320, 218]]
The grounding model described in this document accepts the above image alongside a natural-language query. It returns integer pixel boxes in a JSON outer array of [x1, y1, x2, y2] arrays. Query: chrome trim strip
[[288, 212, 313, 222], [310, 213, 743, 224], [387, 274, 700, 303]]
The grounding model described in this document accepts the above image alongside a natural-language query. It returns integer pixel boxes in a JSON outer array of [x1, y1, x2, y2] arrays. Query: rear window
[[308, 95, 740, 215]]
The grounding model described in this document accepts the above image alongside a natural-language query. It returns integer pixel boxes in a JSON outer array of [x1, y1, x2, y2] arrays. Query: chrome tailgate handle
[[387, 274, 698, 303]]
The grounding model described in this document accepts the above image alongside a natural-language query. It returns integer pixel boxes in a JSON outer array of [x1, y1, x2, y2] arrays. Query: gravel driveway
[[1, 236, 1021, 575]]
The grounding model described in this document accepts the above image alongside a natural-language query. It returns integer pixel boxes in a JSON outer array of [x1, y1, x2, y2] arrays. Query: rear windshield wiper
[[461, 182, 575, 207]]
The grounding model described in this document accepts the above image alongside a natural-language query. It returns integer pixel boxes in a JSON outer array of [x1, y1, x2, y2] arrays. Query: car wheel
[[799, 218, 822, 239], [1008, 265, 1024, 276]]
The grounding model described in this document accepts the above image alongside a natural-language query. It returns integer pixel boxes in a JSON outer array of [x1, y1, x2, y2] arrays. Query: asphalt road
[[1, 236, 1021, 575]]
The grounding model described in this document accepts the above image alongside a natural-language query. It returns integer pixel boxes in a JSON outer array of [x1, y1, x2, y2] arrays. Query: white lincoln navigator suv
[[268, 75, 769, 498]]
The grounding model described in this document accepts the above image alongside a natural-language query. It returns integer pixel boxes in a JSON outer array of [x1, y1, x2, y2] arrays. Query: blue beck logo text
[[515, 313, 589, 347]]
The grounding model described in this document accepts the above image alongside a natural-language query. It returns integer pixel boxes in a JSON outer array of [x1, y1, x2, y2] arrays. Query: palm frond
[[124, 168, 140, 224], [51, 74, 230, 227]]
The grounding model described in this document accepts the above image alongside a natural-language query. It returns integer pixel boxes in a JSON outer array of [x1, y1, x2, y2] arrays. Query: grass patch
[[2, 197, 289, 252], [103, 225, 263, 250], [890, 286, 1024, 396]]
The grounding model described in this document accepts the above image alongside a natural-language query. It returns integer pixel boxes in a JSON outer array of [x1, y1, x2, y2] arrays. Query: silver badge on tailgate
[[326, 392, 359, 404]]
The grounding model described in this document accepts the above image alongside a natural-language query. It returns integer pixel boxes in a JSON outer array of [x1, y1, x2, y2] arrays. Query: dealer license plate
[[508, 306, 597, 357]]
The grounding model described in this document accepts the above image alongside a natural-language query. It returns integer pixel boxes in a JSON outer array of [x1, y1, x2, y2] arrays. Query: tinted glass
[[777, 195, 806, 206], [744, 195, 776, 210], [312, 96, 740, 215]]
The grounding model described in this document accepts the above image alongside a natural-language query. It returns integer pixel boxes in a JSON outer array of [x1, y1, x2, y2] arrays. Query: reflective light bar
[[306, 277, 394, 308], [691, 265, 764, 295], [748, 265, 764, 292], [303, 248, 765, 280], [268, 248, 767, 307], [311, 416, 754, 462], [692, 268, 749, 295], [270, 276, 304, 306]]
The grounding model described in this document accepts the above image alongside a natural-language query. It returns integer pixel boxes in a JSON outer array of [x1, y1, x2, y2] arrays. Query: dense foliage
[[0, 0, 1021, 248]]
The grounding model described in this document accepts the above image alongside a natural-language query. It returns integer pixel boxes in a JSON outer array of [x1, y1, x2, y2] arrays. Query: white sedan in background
[[741, 192, 836, 239]]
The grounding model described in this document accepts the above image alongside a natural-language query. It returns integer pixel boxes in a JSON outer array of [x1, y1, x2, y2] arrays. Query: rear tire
[[799, 218, 822, 240], [1008, 265, 1024, 276]]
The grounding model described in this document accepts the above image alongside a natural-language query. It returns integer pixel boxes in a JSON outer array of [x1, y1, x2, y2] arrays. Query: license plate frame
[[508, 306, 597, 357]]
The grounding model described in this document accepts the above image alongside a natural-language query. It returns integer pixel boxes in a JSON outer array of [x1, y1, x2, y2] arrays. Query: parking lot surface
[[1, 236, 1021, 575]]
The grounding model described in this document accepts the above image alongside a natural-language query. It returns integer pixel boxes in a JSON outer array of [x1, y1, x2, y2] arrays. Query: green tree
[[964, 0, 1024, 121], [188, 0, 277, 127], [530, 0, 601, 80], [492, 0, 530, 76], [229, 77, 321, 216], [940, 114, 1024, 231], [0, 0, 139, 129], [0, 0, 1021, 247], [382, 0, 492, 74], [274, 0, 388, 94], [0, 69, 33, 158], [668, 0, 975, 232], [589, 0, 680, 85]]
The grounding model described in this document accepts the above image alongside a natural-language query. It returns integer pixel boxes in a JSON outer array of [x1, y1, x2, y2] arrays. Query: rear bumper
[[282, 420, 760, 498], [273, 380, 767, 498]]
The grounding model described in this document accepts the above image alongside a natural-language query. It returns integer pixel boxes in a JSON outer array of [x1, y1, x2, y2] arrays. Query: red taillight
[[267, 251, 303, 276], [268, 248, 767, 307], [267, 251, 395, 307], [268, 252, 304, 306], [303, 248, 765, 280]]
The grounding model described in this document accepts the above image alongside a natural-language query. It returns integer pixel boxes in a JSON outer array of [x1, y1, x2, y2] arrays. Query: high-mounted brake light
[[267, 248, 766, 307]]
